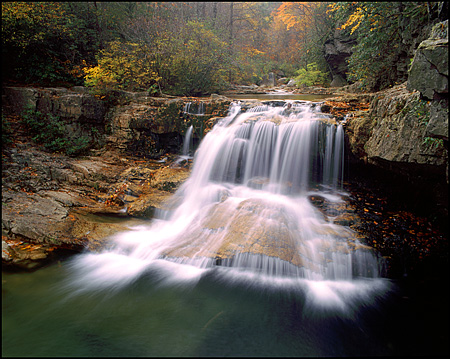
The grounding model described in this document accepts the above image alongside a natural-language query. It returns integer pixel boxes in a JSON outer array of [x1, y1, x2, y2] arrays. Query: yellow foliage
[[275, 2, 317, 32], [339, 7, 364, 34], [83, 41, 160, 92], [245, 46, 266, 57], [2, 2, 73, 48]]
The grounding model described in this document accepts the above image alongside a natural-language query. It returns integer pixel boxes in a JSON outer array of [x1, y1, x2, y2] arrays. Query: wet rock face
[[163, 198, 302, 264], [161, 196, 370, 276], [96, 94, 231, 158], [2, 86, 232, 159]]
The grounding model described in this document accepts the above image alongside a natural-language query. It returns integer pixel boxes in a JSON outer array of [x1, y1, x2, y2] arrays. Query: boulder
[[364, 85, 446, 166], [330, 74, 348, 88], [426, 99, 448, 140], [286, 79, 298, 87], [260, 72, 276, 87], [407, 20, 448, 100], [2, 190, 73, 245]]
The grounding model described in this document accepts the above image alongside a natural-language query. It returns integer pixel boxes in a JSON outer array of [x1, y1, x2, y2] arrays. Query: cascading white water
[[183, 101, 205, 115], [68, 101, 385, 293], [182, 125, 193, 156]]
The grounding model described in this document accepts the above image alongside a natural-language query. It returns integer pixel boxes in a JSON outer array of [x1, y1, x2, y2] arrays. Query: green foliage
[[21, 106, 91, 156], [415, 101, 431, 126], [294, 63, 327, 87], [401, 97, 431, 125], [329, 2, 432, 90], [162, 21, 230, 96], [423, 136, 444, 149], [2, 116, 13, 148], [279, 62, 298, 79]]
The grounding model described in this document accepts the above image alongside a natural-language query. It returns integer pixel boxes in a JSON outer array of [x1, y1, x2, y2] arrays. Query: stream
[[2, 98, 448, 357]]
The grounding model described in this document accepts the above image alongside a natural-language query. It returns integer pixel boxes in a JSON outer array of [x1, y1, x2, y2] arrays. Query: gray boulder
[[407, 20, 448, 100]]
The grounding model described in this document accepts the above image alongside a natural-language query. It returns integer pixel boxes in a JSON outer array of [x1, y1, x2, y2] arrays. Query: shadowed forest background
[[2, 2, 448, 96]]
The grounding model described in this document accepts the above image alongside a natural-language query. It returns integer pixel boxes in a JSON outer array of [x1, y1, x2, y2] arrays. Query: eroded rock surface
[[2, 143, 190, 270], [161, 196, 371, 276]]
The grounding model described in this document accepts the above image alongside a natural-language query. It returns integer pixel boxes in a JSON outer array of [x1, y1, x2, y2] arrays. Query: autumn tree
[[83, 41, 161, 93], [1, 2, 131, 85], [2, 2, 81, 84], [156, 20, 230, 95], [268, 2, 334, 79]]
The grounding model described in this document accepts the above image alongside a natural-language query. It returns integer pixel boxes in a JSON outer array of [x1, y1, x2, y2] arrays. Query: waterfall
[[323, 124, 345, 189], [183, 101, 205, 115], [182, 125, 193, 156], [67, 101, 384, 291]]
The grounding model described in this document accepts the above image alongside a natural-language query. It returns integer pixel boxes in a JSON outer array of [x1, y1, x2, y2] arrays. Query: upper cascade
[[187, 101, 345, 195]]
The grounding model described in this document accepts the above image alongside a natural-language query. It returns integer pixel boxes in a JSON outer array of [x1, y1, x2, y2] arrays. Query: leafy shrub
[[21, 107, 91, 156], [83, 40, 162, 94], [161, 21, 230, 96], [294, 62, 327, 87], [2, 115, 12, 148]]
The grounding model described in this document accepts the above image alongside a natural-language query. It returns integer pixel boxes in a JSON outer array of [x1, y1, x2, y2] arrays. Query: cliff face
[[323, 12, 438, 91], [338, 21, 448, 232], [2, 87, 232, 158], [363, 85, 447, 168], [345, 21, 448, 175], [323, 28, 356, 87]]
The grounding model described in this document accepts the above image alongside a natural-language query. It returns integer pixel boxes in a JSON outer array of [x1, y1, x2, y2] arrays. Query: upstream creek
[[2, 96, 448, 357]]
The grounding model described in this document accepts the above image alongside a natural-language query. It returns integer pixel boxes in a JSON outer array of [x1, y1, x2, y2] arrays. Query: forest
[[2, 2, 447, 96], [2, 3, 448, 357]]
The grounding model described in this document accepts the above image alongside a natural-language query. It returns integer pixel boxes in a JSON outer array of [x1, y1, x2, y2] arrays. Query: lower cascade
[[68, 101, 386, 292]]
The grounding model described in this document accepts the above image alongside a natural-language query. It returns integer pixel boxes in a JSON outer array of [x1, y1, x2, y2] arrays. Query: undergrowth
[[21, 106, 91, 156]]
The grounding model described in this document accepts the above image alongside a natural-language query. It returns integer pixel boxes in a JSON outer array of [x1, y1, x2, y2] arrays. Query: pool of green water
[[3, 257, 447, 357]]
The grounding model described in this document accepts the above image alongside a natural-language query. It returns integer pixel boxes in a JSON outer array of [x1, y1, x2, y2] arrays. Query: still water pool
[[3, 260, 400, 357], [5, 257, 448, 357]]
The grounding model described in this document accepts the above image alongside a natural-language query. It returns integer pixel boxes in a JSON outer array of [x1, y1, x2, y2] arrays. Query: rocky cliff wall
[[324, 12, 439, 91], [339, 21, 448, 230], [351, 21, 448, 175], [323, 27, 356, 87], [2, 87, 232, 158]]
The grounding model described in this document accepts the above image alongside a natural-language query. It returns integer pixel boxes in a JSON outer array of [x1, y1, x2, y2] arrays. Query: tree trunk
[[228, 2, 234, 83], [93, 2, 104, 49], [213, 2, 217, 28]]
